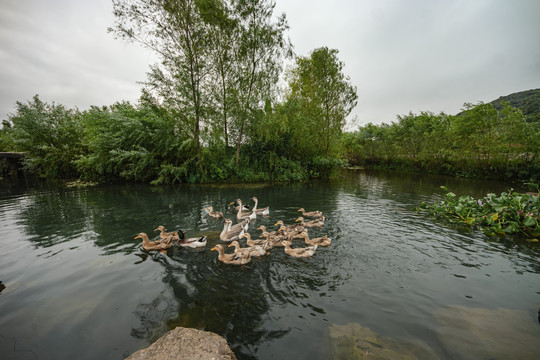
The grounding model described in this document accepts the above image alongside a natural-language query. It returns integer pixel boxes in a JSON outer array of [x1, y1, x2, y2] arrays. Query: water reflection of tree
[[129, 237, 353, 360], [14, 184, 223, 254], [130, 247, 288, 359], [15, 189, 93, 248], [340, 168, 526, 201]]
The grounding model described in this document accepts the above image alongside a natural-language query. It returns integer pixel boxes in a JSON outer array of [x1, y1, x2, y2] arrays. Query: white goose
[[251, 197, 270, 216], [236, 199, 256, 220]]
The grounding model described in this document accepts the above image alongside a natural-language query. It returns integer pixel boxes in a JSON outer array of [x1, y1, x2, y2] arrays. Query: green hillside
[[490, 88, 540, 123]]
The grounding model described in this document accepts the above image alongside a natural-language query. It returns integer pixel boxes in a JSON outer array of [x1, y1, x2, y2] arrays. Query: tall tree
[[109, 0, 217, 160], [203, 0, 237, 147], [288, 47, 358, 158], [231, 0, 292, 164]]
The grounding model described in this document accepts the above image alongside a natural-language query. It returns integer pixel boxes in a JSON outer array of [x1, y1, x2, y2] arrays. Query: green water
[[0, 170, 538, 359]]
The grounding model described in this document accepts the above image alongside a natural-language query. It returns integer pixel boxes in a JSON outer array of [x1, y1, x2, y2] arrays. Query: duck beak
[[274, 222, 279, 226], [228, 243, 233, 247], [154, 228, 159, 231], [295, 218, 300, 222], [229, 202, 234, 205], [134, 235, 141, 239], [211, 246, 216, 251]]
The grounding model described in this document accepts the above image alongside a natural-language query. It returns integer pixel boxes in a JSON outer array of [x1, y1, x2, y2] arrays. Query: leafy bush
[[5, 95, 85, 178], [418, 186, 540, 238]]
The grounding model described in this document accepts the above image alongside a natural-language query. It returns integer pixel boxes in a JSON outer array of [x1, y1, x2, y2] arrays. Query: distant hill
[[490, 88, 540, 123]]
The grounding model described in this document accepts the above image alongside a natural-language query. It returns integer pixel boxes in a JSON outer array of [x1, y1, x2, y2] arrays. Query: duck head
[[173, 229, 186, 240]]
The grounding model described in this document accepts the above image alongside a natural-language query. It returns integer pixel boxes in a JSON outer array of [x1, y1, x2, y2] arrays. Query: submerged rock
[[126, 327, 236, 360], [328, 323, 436, 359], [434, 305, 540, 360]]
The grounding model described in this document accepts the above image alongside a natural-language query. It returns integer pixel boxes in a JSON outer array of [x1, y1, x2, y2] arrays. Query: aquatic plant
[[418, 186, 540, 239]]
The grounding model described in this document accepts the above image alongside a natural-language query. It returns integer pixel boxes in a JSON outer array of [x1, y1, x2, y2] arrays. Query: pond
[[0, 170, 539, 359]]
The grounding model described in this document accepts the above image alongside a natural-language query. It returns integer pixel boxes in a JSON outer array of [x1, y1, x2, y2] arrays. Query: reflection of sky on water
[[0, 170, 538, 360]]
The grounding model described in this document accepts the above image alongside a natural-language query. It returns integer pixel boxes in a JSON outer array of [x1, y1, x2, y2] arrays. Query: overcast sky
[[1, 0, 539, 128]]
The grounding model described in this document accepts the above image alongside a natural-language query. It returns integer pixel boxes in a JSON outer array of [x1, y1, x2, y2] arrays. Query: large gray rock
[[126, 327, 237, 360]]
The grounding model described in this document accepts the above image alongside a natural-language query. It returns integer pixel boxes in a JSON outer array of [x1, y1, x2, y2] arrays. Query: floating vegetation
[[64, 179, 99, 188], [417, 186, 540, 239]]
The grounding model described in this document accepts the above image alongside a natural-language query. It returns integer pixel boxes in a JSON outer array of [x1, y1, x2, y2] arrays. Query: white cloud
[[1, 0, 539, 127]]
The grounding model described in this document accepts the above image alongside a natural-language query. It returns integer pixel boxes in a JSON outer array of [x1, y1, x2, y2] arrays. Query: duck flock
[[135, 196, 330, 265]]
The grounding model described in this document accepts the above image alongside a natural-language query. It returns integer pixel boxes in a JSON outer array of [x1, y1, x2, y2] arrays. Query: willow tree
[[109, 0, 218, 160], [289, 47, 357, 158]]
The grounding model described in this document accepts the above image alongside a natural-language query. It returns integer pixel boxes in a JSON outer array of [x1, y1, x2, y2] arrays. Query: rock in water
[[434, 305, 540, 360], [328, 323, 436, 359], [126, 327, 236, 360]]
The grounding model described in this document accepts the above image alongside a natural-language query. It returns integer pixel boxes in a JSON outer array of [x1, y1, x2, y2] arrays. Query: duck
[[173, 229, 207, 248], [229, 200, 250, 212], [211, 244, 252, 265], [281, 242, 317, 258], [251, 197, 270, 216], [206, 206, 224, 219], [257, 225, 274, 237], [154, 225, 176, 242], [297, 231, 331, 247], [242, 232, 266, 247], [259, 231, 281, 247], [229, 239, 268, 257], [296, 216, 325, 228], [257, 226, 281, 247], [274, 220, 305, 239], [220, 218, 247, 242], [273, 224, 291, 240], [242, 233, 272, 252], [298, 208, 323, 218], [135, 232, 173, 253], [236, 199, 256, 220]]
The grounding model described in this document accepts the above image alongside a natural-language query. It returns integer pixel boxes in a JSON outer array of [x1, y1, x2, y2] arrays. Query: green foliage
[[0, 120, 15, 151], [418, 186, 540, 238], [5, 95, 85, 177], [490, 88, 540, 124], [288, 47, 358, 158], [2, 2, 349, 184], [345, 102, 539, 181]]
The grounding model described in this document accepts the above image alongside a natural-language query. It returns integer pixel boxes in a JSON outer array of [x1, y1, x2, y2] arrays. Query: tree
[[6, 95, 85, 177], [203, 0, 237, 147], [110, 0, 219, 161], [452, 102, 499, 165], [231, 0, 292, 165], [288, 47, 357, 158]]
